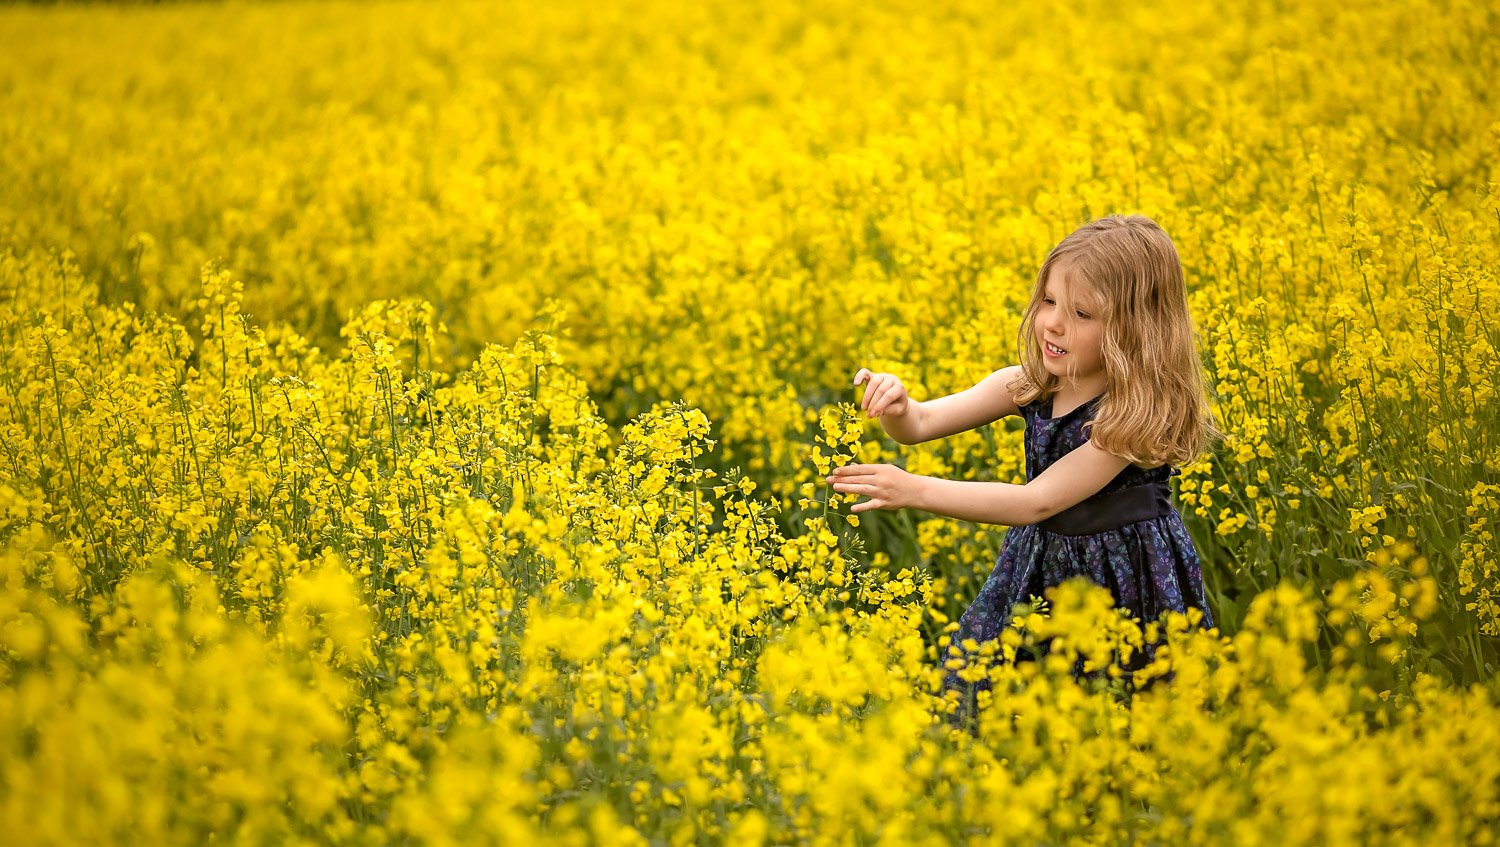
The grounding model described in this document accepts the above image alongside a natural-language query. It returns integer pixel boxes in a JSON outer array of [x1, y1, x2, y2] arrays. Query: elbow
[[1025, 490, 1063, 525]]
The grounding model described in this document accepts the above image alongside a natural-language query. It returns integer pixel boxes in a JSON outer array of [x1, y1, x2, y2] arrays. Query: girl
[[826, 214, 1221, 729]]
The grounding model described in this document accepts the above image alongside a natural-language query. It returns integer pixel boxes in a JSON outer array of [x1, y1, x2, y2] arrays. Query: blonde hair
[[1008, 214, 1221, 468]]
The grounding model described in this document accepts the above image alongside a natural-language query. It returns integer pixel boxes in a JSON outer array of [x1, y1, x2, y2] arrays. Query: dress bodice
[[1022, 393, 1176, 495]]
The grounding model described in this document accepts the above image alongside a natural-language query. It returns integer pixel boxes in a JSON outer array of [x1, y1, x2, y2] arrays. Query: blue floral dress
[[940, 392, 1216, 723]]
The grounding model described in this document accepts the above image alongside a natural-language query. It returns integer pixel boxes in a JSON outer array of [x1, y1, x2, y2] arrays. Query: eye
[[1075, 310, 1090, 319], [1042, 297, 1055, 306]]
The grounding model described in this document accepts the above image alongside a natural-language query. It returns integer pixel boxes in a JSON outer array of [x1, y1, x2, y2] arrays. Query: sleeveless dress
[[940, 392, 1216, 724]]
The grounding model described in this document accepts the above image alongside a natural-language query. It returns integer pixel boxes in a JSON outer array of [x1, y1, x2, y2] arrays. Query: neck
[[1054, 377, 1107, 401]]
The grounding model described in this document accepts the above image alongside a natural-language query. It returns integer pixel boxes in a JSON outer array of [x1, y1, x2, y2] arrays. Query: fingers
[[854, 371, 905, 416], [826, 465, 886, 512], [828, 464, 877, 477], [832, 486, 881, 512], [870, 382, 904, 417], [863, 376, 886, 413], [856, 370, 879, 417]]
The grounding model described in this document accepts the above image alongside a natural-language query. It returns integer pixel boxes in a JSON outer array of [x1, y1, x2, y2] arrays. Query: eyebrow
[[1043, 287, 1097, 312]]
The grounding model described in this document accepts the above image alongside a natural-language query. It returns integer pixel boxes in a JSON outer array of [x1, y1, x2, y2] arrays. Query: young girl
[[826, 214, 1220, 728]]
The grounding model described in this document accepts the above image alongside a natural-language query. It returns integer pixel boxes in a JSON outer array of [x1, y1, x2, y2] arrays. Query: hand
[[827, 463, 921, 513], [853, 368, 911, 419]]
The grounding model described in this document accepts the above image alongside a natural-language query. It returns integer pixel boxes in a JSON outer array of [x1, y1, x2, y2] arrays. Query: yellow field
[[1, 0, 1498, 843]]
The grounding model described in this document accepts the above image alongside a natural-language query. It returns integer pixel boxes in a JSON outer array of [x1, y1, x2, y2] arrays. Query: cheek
[[1072, 327, 1095, 352]]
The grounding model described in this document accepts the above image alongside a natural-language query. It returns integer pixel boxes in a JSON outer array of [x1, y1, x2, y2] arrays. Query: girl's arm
[[883, 365, 1026, 445], [829, 440, 1131, 524], [910, 440, 1131, 525]]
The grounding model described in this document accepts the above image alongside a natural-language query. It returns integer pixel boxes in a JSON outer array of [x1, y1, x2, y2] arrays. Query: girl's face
[[1034, 262, 1106, 392]]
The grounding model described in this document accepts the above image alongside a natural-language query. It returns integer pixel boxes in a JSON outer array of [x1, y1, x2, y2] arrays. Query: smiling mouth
[[1045, 341, 1067, 355]]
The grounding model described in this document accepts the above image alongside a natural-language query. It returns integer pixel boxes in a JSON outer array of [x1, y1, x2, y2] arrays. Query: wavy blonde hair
[[1008, 214, 1221, 468]]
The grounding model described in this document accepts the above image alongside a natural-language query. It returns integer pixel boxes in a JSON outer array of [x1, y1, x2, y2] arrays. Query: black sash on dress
[[1037, 480, 1173, 536]]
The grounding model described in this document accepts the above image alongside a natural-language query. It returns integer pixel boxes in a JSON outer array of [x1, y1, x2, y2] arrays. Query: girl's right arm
[[854, 365, 1024, 445]]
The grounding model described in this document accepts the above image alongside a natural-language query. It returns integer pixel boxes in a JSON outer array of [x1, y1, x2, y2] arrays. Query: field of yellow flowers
[[2, 0, 1499, 843]]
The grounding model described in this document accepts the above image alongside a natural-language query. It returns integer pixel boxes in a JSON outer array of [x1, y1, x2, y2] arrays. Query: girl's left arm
[[828, 441, 1131, 525]]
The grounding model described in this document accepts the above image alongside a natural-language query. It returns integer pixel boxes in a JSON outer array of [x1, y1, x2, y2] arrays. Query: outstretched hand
[[827, 463, 922, 513]]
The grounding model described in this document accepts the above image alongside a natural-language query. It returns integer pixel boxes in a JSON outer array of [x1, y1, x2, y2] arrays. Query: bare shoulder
[[998, 364, 1027, 404], [975, 364, 1027, 421], [991, 364, 1027, 412]]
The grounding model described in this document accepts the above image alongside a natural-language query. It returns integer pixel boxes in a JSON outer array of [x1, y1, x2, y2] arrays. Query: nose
[[1043, 306, 1066, 335]]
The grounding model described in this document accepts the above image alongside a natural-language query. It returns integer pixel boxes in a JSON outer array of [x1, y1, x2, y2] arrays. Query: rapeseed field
[[1, 0, 1497, 843]]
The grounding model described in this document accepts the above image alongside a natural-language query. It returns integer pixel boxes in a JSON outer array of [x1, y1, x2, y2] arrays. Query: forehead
[[1044, 263, 1101, 307]]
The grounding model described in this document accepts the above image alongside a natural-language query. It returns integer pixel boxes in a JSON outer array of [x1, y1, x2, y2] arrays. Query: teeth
[[1046, 342, 1066, 355]]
